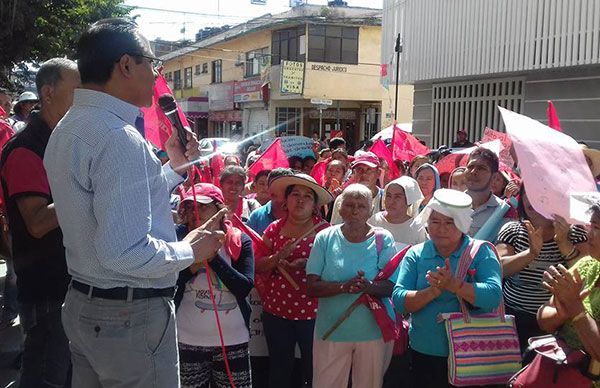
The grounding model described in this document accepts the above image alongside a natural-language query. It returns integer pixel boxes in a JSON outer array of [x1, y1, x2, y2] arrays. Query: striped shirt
[[44, 89, 194, 290], [497, 221, 587, 315]]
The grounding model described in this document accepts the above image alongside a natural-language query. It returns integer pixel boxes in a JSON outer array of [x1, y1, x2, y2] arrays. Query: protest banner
[[481, 128, 515, 167], [499, 107, 596, 224], [260, 136, 314, 159]]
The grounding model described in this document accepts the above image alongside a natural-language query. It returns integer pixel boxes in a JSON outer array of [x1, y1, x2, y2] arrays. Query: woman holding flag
[[173, 183, 255, 388], [307, 184, 398, 388], [255, 173, 332, 388]]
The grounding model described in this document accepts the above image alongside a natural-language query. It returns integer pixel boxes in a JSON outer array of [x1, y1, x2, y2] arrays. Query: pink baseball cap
[[351, 151, 381, 168], [181, 183, 224, 205]]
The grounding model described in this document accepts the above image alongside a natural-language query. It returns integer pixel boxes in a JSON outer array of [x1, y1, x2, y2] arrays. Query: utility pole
[[394, 33, 402, 121]]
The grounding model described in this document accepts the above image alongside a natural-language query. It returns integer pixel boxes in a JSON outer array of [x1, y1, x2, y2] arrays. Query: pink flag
[[140, 74, 190, 149], [248, 138, 289, 179], [391, 124, 430, 162], [547, 100, 562, 132], [370, 139, 400, 180]]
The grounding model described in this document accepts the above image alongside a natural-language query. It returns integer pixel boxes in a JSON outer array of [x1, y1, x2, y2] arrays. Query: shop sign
[[234, 77, 263, 103], [208, 81, 234, 111], [308, 110, 357, 120], [310, 63, 349, 73], [209, 110, 242, 122], [280, 60, 305, 94]]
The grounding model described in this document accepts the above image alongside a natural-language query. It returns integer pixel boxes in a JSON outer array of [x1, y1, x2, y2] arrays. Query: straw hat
[[582, 145, 600, 177], [270, 173, 333, 207]]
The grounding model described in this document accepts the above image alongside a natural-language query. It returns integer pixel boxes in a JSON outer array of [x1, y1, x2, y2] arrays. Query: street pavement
[[0, 259, 21, 388]]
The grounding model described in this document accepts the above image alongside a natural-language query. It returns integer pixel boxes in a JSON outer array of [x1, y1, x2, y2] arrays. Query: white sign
[[310, 98, 333, 106]]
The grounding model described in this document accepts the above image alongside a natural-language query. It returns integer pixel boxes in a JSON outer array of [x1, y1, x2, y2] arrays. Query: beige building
[[161, 3, 413, 149]]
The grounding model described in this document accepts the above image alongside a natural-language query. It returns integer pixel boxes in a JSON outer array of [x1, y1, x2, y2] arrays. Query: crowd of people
[[0, 17, 599, 388]]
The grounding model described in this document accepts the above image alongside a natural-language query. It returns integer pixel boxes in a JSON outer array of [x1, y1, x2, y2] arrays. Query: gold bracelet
[[572, 311, 588, 323]]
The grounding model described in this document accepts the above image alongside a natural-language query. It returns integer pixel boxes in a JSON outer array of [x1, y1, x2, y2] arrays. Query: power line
[[125, 4, 264, 20]]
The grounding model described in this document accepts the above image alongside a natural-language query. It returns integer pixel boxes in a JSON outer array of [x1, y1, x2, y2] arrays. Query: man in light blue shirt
[[44, 18, 224, 388]]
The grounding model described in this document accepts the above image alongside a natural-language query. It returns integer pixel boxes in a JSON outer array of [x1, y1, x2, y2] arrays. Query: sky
[[124, 0, 383, 41]]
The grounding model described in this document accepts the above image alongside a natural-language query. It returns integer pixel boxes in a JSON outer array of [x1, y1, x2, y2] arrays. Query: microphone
[[158, 94, 188, 146]]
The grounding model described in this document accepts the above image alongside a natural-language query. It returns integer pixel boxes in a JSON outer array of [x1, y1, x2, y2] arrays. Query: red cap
[[181, 183, 224, 205], [351, 151, 381, 168]]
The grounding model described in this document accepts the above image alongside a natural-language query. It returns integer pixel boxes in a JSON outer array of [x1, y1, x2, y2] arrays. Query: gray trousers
[[61, 285, 180, 388]]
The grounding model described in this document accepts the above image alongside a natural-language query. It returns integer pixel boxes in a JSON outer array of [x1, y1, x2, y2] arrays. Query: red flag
[[391, 125, 430, 162], [369, 139, 400, 180], [547, 100, 562, 132], [310, 158, 330, 186], [210, 153, 225, 187], [140, 74, 190, 149], [380, 64, 388, 77], [248, 138, 289, 178]]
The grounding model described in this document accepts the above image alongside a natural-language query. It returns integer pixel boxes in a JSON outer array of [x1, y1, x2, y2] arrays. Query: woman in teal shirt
[[393, 189, 502, 388], [307, 184, 398, 388]]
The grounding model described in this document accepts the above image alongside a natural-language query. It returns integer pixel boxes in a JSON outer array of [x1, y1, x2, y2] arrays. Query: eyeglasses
[[116, 53, 163, 71]]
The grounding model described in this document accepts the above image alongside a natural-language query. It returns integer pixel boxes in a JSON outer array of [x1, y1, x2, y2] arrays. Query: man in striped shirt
[[44, 19, 224, 388]]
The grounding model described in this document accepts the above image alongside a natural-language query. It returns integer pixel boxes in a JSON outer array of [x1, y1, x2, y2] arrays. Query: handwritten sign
[[482, 127, 515, 167], [260, 136, 314, 158], [280, 60, 305, 94], [499, 107, 596, 224]]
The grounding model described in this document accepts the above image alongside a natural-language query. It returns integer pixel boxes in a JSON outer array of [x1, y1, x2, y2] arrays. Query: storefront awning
[[179, 97, 209, 119]]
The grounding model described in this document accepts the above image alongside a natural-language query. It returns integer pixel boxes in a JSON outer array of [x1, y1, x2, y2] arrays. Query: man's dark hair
[[35, 58, 78, 97], [468, 147, 499, 174], [329, 137, 346, 150], [77, 18, 149, 85], [267, 168, 293, 186], [254, 169, 271, 182]]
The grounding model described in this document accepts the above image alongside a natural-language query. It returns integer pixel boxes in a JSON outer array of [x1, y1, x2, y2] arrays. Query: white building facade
[[383, 0, 600, 147]]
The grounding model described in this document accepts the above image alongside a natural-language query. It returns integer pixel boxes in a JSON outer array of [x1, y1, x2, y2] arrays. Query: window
[[211, 60, 222, 83], [276, 107, 301, 136], [173, 70, 181, 89], [245, 47, 269, 77], [195, 64, 201, 75], [271, 26, 306, 65], [165, 72, 172, 81], [202, 63, 208, 73], [431, 78, 524, 147], [184, 67, 193, 89], [308, 25, 358, 64]]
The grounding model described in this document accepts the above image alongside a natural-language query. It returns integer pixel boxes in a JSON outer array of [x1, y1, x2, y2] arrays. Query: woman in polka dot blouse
[[255, 173, 332, 388]]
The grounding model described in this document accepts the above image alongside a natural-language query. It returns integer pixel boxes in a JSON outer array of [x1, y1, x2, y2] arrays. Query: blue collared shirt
[[393, 236, 502, 357], [44, 89, 194, 289], [246, 201, 273, 235]]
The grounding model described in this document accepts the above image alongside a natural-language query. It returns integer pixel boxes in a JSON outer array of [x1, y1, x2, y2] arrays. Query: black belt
[[71, 280, 175, 300]]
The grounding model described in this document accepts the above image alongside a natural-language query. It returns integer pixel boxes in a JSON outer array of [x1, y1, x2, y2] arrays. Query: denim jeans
[[18, 298, 71, 388], [262, 311, 315, 388], [61, 285, 179, 388]]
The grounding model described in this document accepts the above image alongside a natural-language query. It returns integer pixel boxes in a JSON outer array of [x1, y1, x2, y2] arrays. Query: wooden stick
[[277, 264, 300, 290], [321, 297, 363, 340]]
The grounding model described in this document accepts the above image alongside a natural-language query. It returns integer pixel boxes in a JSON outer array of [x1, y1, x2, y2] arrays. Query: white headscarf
[[383, 176, 424, 218], [412, 189, 474, 234]]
